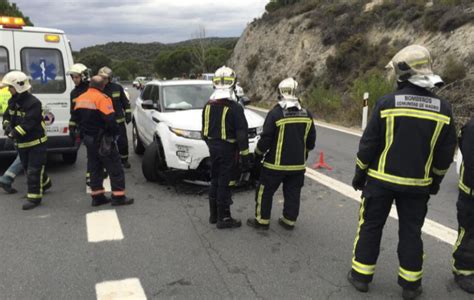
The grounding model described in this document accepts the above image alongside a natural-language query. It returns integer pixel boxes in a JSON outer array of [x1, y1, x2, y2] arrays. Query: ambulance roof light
[[0, 16, 26, 29]]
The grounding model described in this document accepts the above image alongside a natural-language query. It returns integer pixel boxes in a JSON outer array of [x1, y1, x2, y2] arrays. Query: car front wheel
[[142, 140, 167, 182], [133, 122, 145, 155]]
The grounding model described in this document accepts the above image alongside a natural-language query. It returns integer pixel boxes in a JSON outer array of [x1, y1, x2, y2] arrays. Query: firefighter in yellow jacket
[[347, 45, 457, 300]]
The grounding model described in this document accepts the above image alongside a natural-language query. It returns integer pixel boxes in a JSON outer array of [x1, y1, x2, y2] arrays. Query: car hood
[[156, 108, 265, 131]]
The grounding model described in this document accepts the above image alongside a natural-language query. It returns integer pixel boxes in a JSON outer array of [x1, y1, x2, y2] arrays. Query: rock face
[[228, 5, 474, 108]]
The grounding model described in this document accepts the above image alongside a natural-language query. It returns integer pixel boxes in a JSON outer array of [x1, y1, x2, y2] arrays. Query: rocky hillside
[[229, 0, 474, 126]]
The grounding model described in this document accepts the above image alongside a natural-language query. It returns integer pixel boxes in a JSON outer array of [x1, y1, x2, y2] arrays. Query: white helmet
[[98, 66, 113, 78], [386, 45, 443, 89], [210, 66, 237, 100], [213, 66, 236, 90], [67, 63, 90, 81], [278, 77, 299, 101], [1, 71, 31, 93]]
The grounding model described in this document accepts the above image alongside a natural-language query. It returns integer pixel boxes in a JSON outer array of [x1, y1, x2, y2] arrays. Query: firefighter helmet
[[1, 71, 31, 93], [386, 45, 443, 88], [212, 66, 236, 90], [278, 77, 298, 101], [67, 63, 91, 82], [98, 66, 113, 78]]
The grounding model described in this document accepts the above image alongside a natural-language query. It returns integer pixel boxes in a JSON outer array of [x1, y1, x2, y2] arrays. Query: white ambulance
[[0, 16, 79, 163]]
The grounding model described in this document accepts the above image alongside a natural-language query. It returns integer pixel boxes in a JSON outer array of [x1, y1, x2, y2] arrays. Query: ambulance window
[[20, 48, 66, 94], [0, 47, 9, 78]]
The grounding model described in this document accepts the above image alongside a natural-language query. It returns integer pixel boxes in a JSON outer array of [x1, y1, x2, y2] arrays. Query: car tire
[[133, 122, 145, 155], [142, 140, 166, 182], [62, 152, 78, 164]]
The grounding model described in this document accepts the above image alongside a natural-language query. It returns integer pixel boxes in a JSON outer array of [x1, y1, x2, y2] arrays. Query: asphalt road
[[0, 85, 467, 299]]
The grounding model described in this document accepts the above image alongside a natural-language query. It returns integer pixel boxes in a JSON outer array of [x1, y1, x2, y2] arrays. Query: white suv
[[132, 80, 264, 183]]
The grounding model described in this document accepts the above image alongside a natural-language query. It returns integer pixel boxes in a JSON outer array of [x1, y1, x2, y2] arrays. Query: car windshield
[[162, 84, 213, 110]]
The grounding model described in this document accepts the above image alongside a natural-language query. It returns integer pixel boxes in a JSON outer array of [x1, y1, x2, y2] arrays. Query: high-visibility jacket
[[103, 82, 130, 124], [2, 92, 47, 149], [0, 87, 11, 115], [459, 117, 474, 196], [356, 82, 457, 193], [71, 87, 118, 137], [256, 104, 316, 172], [201, 98, 249, 156]]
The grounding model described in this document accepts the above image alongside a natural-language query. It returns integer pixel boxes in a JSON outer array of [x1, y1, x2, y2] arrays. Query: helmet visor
[[213, 77, 235, 87]]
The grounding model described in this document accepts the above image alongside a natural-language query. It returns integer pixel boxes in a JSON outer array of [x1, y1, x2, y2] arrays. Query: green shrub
[[443, 55, 467, 84], [303, 84, 342, 120], [350, 72, 393, 110], [246, 54, 260, 75]]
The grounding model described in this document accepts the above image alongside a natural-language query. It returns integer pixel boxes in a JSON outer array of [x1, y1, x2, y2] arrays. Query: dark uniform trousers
[[255, 168, 305, 225], [207, 140, 238, 209], [117, 122, 129, 162], [352, 183, 428, 290], [453, 191, 474, 276], [83, 135, 125, 197], [18, 143, 50, 202]]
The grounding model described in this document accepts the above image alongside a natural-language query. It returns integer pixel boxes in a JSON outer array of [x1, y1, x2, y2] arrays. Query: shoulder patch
[[395, 95, 441, 112]]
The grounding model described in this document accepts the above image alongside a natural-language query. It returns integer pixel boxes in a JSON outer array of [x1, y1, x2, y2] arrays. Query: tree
[[154, 48, 194, 78], [0, 0, 34, 25], [114, 66, 131, 81], [190, 25, 209, 73], [205, 47, 231, 72]]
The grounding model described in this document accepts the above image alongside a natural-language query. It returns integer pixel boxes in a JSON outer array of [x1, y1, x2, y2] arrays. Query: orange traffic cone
[[312, 152, 333, 170]]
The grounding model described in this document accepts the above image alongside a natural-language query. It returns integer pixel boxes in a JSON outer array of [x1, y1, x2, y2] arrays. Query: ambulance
[[0, 16, 79, 163]]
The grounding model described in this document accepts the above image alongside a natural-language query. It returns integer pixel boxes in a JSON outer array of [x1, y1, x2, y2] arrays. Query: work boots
[[22, 199, 41, 210], [216, 206, 241, 229], [122, 159, 131, 169], [111, 196, 134, 206], [455, 274, 474, 294], [402, 287, 422, 300], [347, 270, 369, 293], [246, 218, 269, 230], [209, 197, 217, 224], [91, 194, 111, 207]]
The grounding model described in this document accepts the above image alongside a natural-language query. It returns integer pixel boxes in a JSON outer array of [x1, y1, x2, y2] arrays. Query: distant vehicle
[[0, 16, 79, 163], [132, 80, 264, 183], [201, 73, 214, 81], [133, 76, 146, 89]]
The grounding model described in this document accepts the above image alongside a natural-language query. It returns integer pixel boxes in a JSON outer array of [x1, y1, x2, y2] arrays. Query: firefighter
[[201, 66, 249, 229], [347, 45, 457, 299], [67, 63, 92, 184], [1, 71, 52, 210], [98, 67, 132, 169], [453, 116, 474, 294], [71, 76, 134, 207], [247, 78, 316, 230]]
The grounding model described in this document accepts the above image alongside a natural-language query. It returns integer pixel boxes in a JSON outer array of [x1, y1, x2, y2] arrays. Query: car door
[[136, 84, 156, 146]]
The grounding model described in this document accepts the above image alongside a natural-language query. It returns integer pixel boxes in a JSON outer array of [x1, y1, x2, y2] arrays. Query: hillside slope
[[229, 0, 474, 126]]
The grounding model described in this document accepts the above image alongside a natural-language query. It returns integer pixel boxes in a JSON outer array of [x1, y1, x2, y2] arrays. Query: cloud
[[12, 0, 268, 50]]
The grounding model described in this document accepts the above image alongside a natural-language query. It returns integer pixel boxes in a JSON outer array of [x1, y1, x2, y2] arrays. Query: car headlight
[[169, 127, 202, 140]]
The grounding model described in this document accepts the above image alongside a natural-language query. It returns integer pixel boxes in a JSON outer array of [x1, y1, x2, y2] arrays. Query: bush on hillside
[[443, 55, 467, 84]]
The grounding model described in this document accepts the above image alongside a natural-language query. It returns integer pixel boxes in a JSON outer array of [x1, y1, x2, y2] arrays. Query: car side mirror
[[141, 100, 154, 110]]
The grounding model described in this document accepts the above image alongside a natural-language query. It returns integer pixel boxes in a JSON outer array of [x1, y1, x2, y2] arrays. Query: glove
[[4, 125, 12, 137], [352, 168, 367, 191], [125, 112, 132, 124], [240, 155, 251, 172], [429, 182, 440, 195]]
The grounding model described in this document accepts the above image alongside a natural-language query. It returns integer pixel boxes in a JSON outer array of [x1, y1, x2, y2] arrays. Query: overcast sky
[[13, 0, 268, 50]]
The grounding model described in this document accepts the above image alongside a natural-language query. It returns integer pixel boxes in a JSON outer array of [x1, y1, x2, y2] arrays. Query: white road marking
[[96, 278, 147, 300], [305, 167, 457, 246], [87, 177, 112, 194], [249, 105, 362, 137], [86, 210, 124, 243]]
